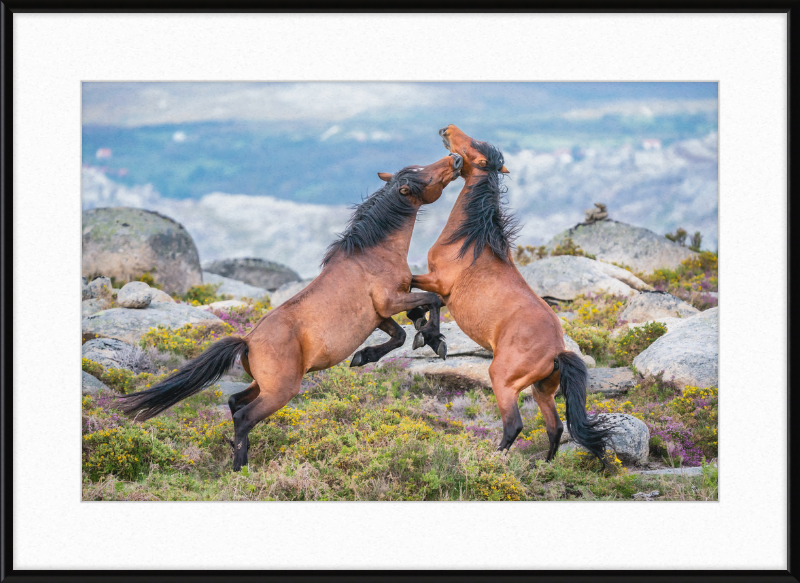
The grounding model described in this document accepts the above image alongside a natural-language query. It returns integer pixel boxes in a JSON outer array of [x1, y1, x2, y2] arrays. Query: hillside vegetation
[[82, 252, 719, 501]]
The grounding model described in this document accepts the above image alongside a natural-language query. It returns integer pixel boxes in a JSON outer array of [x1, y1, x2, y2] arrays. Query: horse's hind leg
[[489, 363, 524, 451], [232, 368, 302, 472], [228, 381, 260, 416], [532, 372, 564, 462], [227, 381, 260, 451], [351, 318, 406, 367]]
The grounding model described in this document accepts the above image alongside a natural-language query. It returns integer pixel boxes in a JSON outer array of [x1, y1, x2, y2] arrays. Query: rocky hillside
[[547, 220, 698, 272], [81, 200, 718, 501]]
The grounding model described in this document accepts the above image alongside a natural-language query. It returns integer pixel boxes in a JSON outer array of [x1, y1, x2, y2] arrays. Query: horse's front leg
[[408, 273, 447, 331], [380, 291, 446, 360], [350, 318, 407, 368]]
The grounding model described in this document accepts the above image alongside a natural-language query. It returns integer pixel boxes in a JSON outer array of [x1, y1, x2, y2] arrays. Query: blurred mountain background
[[82, 82, 718, 277]]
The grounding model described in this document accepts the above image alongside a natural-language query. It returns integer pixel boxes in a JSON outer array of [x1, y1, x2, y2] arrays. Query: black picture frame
[[1, 3, 795, 581]]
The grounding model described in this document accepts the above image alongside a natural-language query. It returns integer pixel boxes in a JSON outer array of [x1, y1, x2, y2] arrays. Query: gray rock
[[215, 381, 252, 396], [202, 271, 269, 301], [82, 371, 108, 395], [587, 367, 636, 396], [547, 220, 698, 273], [634, 466, 704, 476], [581, 354, 596, 369], [563, 334, 582, 356], [83, 338, 141, 370], [82, 277, 91, 300], [202, 257, 300, 292], [353, 321, 583, 396], [270, 279, 314, 307], [198, 299, 249, 313], [357, 322, 581, 361], [619, 291, 699, 323], [406, 355, 493, 388], [82, 207, 202, 295], [82, 298, 109, 319], [633, 307, 718, 389], [87, 276, 113, 299], [116, 281, 153, 309], [568, 413, 649, 465], [519, 256, 650, 301], [149, 288, 175, 303], [358, 322, 490, 360], [82, 302, 222, 345]]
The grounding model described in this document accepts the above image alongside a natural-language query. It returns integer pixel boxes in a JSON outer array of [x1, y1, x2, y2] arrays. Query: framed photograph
[[2, 6, 793, 578]]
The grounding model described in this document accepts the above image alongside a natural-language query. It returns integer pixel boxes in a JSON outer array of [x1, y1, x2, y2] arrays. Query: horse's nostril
[[439, 128, 448, 137], [450, 153, 463, 169]]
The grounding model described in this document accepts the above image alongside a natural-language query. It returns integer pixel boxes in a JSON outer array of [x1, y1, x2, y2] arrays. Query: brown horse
[[119, 153, 463, 471], [409, 125, 613, 465]]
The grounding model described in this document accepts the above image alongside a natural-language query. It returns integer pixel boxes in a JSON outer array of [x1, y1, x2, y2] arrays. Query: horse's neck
[[380, 206, 421, 257], [439, 174, 482, 242]]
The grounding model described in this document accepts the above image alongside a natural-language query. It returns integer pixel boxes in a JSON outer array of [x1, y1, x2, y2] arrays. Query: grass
[[81, 256, 719, 501], [82, 357, 717, 501], [637, 251, 718, 310]]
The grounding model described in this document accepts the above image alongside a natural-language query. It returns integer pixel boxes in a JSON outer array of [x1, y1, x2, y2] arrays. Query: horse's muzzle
[[449, 152, 463, 178], [440, 127, 451, 150]]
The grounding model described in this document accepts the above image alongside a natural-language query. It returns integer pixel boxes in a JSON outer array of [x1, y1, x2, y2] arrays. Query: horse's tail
[[118, 336, 248, 421], [558, 350, 615, 467]]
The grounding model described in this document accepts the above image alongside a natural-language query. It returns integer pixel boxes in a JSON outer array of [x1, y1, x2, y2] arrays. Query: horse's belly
[[304, 306, 382, 371]]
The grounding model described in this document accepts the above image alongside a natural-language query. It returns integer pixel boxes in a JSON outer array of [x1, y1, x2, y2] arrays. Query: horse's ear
[[377, 172, 392, 182], [399, 185, 411, 195], [500, 165, 510, 174]]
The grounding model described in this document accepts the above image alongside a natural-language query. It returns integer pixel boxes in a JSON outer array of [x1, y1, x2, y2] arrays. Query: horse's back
[[248, 261, 382, 371]]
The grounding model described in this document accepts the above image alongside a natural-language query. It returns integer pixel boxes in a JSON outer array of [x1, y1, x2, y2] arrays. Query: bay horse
[[408, 125, 613, 465], [119, 153, 462, 471]]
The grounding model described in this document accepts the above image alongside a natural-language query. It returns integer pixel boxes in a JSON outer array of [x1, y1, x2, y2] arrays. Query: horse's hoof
[[437, 341, 447, 360], [414, 317, 427, 330], [412, 332, 425, 350], [350, 352, 363, 367]]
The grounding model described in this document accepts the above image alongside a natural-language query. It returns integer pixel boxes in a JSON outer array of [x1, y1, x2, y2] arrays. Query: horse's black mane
[[445, 140, 520, 264], [321, 166, 428, 267]]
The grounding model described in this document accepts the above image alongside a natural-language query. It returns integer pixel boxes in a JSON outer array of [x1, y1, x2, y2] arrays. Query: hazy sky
[[83, 82, 717, 127]]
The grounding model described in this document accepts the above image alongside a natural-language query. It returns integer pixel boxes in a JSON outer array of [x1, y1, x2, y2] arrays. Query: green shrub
[[639, 251, 718, 310], [513, 238, 595, 266], [614, 322, 668, 366], [136, 270, 162, 289], [665, 227, 687, 246], [514, 245, 548, 266], [562, 324, 611, 361], [82, 358, 104, 379], [689, 231, 703, 252], [179, 283, 233, 305], [464, 405, 480, 419], [551, 237, 596, 260], [82, 425, 185, 481], [139, 322, 236, 359]]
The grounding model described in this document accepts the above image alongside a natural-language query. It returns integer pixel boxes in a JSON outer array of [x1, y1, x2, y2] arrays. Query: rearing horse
[[409, 125, 613, 465], [120, 153, 462, 471]]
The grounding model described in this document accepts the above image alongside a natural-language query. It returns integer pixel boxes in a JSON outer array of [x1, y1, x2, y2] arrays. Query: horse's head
[[377, 153, 463, 204], [438, 124, 509, 176]]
